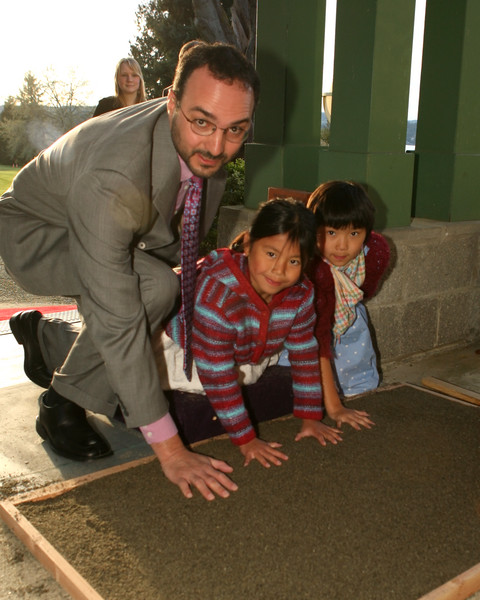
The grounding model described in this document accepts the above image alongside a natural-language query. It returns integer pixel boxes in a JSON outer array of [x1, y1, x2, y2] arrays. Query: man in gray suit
[[0, 42, 259, 501]]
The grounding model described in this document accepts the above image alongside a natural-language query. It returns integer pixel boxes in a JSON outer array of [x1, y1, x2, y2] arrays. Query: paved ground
[[0, 295, 479, 599], [0, 291, 155, 599]]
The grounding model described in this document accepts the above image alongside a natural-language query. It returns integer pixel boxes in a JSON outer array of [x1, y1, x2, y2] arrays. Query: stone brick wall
[[367, 219, 480, 364]]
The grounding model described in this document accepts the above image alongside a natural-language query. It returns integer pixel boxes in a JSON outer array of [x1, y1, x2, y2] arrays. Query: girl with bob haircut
[[156, 197, 342, 469], [307, 180, 390, 430]]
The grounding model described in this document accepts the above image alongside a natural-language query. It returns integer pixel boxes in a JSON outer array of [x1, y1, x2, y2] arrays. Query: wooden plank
[[1, 455, 156, 600], [267, 186, 311, 204], [0, 499, 105, 600], [417, 561, 480, 600], [9, 454, 156, 506], [421, 377, 480, 407]]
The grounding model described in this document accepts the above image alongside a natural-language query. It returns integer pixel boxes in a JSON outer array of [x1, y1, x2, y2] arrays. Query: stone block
[[369, 298, 438, 362], [400, 235, 477, 297], [217, 205, 256, 248], [437, 289, 480, 346], [367, 303, 404, 364]]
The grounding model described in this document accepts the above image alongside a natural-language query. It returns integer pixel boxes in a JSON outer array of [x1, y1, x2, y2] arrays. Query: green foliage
[[0, 73, 46, 166], [0, 98, 16, 164], [221, 157, 246, 206], [130, 0, 256, 99], [0, 70, 90, 167], [0, 119, 38, 166], [0, 73, 47, 166], [17, 72, 44, 109], [0, 165, 20, 194], [199, 157, 245, 255], [321, 124, 330, 146], [131, 0, 198, 98]]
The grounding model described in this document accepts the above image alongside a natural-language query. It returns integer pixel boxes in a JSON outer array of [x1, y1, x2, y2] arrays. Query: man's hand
[[152, 434, 238, 501]]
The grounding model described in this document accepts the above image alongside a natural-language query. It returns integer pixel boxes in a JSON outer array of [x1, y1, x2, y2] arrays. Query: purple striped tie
[[181, 175, 203, 380]]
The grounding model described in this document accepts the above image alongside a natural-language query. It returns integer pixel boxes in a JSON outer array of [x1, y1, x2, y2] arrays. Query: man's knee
[[135, 253, 180, 327]]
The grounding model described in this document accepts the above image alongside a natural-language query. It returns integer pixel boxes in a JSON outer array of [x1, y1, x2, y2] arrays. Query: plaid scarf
[[324, 250, 366, 341]]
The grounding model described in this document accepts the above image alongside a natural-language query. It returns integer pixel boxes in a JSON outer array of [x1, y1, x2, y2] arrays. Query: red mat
[[0, 305, 77, 321]]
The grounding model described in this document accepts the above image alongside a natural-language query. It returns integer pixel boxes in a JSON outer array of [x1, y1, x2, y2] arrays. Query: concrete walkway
[[0, 312, 154, 599], [0, 309, 479, 599]]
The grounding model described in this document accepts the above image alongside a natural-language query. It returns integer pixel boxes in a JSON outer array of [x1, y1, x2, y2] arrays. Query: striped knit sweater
[[166, 248, 324, 445]]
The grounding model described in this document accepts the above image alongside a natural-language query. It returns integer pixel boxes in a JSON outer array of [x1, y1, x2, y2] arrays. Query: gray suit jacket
[[0, 98, 227, 424]]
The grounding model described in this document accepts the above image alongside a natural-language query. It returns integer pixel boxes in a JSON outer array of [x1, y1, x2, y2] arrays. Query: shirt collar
[[178, 154, 194, 183]]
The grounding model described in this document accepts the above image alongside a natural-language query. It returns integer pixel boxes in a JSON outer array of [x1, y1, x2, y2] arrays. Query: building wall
[[218, 206, 480, 365]]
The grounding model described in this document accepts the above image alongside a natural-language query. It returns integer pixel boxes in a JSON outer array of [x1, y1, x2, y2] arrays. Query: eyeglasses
[[176, 102, 250, 143]]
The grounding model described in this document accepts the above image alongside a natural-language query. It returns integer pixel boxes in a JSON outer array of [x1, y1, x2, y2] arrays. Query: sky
[[2, 0, 425, 118], [1, 0, 141, 106]]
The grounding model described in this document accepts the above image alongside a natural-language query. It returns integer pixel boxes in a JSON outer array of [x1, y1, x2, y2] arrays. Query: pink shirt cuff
[[140, 413, 178, 444]]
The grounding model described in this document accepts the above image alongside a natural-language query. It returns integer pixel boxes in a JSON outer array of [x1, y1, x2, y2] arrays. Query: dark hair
[[172, 42, 260, 108], [231, 198, 317, 273], [178, 39, 205, 61], [307, 180, 375, 238]]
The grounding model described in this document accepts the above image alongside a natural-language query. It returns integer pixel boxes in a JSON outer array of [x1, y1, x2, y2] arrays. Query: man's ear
[[166, 89, 176, 118]]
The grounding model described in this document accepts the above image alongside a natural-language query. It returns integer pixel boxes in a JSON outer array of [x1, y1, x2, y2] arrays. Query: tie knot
[[188, 175, 203, 190]]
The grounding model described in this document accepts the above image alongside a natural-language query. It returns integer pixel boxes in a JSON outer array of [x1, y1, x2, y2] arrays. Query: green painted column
[[244, 0, 326, 208], [414, 0, 480, 221], [316, 0, 416, 228], [246, 0, 416, 228]]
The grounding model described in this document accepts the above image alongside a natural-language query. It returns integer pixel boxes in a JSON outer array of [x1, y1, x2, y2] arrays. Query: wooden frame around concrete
[[1, 391, 479, 600], [0, 455, 156, 600], [421, 377, 480, 407]]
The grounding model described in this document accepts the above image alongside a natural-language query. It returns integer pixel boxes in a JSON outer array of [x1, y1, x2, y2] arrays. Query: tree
[[0, 70, 91, 166], [131, 0, 198, 98], [130, 0, 256, 98], [0, 73, 45, 165], [192, 0, 256, 62], [0, 97, 18, 164], [16, 71, 44, 111], [0, 118, 38, 165], [42, 68, 92, 133]]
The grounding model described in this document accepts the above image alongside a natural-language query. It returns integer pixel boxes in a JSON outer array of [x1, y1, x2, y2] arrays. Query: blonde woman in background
[[93, 57, 146, 117]]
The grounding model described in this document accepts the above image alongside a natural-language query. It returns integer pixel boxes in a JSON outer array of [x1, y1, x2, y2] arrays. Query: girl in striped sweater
[[161, 198, 342, 468]]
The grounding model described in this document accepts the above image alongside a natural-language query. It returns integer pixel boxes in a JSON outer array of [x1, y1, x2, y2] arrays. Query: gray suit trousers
[[38, 249, 179, 422]]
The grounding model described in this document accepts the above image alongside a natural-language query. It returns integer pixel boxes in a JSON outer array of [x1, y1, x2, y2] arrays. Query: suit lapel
[[151, 111, 181, 224]]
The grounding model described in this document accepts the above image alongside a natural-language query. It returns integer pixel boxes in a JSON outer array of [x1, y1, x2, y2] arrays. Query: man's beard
[[170, 114, 229, 178]]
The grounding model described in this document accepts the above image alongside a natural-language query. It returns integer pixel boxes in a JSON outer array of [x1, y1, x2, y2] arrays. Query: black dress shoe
[[10, 310, 52, 388], [36, 390, 113, 461]]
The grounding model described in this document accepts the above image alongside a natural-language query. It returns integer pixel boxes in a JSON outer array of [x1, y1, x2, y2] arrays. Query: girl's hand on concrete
[[328, 405, 375, 430], [295, 419, 343, 446], [240, 437, 288, 468]]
